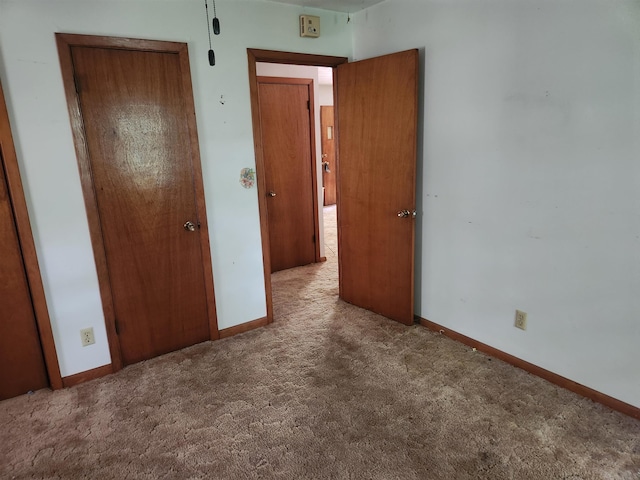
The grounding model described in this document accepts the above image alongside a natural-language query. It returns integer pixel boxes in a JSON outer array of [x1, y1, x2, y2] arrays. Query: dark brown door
[[336, 50, 418, 325], [321, 106, 337, 206], [258, 77, 318, 273], [0, 154, 48, 399], [71, 46, 211, 365]]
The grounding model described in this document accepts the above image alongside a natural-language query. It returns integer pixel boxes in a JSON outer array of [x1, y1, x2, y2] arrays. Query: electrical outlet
[[80, 327, 95, 347], [515, 310, 527, 330]]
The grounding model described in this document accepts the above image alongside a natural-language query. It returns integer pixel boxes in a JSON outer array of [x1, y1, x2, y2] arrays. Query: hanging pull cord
[[204, 0, 215, 65], [212, 0, 220, 34]]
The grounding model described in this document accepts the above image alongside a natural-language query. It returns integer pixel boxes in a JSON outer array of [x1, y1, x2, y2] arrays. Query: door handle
[[397, 210, 416, 218], [184, 221, 196, 231], [268, 191, 277, 197]]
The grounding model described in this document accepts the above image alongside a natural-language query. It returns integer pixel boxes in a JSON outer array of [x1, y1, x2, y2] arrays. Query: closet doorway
[[0, 81, 61, 398]]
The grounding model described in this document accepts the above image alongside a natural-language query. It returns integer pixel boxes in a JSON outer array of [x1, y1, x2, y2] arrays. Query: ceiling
[[263, 0, 385, 13]]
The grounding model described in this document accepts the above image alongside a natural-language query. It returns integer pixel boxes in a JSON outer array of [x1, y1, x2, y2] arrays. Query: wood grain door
[[258, 77, 318, 273], [336, 50, 418, 325], [0, 153, 48, 399], [69, 44, 212, 365], [320, 106, 336, 206]]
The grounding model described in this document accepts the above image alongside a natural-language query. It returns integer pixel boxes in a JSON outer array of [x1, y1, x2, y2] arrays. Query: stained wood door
[[320, 106, 337, 206], [336, 49, 418, 325], [258, 77, 318, 273], [69, 44, 212, 365], [0, 154, 48, 399]]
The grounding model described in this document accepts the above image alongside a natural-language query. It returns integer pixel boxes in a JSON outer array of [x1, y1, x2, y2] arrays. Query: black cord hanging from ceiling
[[204, 0, 220, 66], [212, 0, 220, 35]]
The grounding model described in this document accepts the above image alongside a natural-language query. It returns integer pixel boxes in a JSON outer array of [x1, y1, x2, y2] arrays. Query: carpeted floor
[[1, 205, 639, 479]]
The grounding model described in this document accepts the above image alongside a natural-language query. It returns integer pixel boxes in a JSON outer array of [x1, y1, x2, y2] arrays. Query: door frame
[[57, 34, 219, 372], [0, 82, 63, 389], [247, 49, 348, 322], [257, 75, 321, 270]]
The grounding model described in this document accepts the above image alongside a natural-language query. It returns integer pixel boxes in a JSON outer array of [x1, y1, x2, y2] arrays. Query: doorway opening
[[247, 49, 347, 323], [255, 62, 339, 319], [248, 48, 419, 327], [0, 81, 62, 395]]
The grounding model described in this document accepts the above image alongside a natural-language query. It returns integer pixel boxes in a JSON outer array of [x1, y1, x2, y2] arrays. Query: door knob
[[397, 210, 415, 218], [268, 191, 277, 197], [184, 221, 196, 231]]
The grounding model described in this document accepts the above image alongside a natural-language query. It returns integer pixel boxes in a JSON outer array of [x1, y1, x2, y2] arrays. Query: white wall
[[318, 84, 334, 106], [255, 63, 326, 257], [0, 0, 351, 377], [353, 0, 640, 408]]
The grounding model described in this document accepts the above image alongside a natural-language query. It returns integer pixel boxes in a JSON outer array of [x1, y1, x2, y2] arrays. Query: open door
[[336, 49, 418, 326], [320, 106, 336, 206]]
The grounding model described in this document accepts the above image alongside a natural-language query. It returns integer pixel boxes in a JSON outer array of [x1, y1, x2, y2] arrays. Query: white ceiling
[[263, 0, 385, 13]]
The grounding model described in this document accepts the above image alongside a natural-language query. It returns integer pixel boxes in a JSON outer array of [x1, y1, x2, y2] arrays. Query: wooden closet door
[[258, 78, 318, 273], [0, 154, 48, 400], [70, 45, 212, 365]]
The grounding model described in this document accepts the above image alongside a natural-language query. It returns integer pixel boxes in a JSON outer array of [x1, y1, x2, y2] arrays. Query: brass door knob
[[397, 210, 416, 218]]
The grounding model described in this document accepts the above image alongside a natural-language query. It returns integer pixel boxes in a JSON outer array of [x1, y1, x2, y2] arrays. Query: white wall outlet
[[80, 327, 95, 346], [515, 310, 528, 330], [300, 15, 320, 38]]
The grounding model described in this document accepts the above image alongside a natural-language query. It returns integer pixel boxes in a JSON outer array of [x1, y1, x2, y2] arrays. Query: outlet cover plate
[[80, 327, 95, 347], [515, 310, 527, 330]]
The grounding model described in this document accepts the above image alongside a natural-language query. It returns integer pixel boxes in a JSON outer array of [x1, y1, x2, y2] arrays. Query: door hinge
[[307, 100, 310, 110], [114, 317, 120, 335], [73, 75, 81, 95], [312, 234, 316, 244]]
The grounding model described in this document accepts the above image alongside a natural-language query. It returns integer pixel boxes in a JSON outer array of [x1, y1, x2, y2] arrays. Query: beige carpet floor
[[1, 205, 639, 479]]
